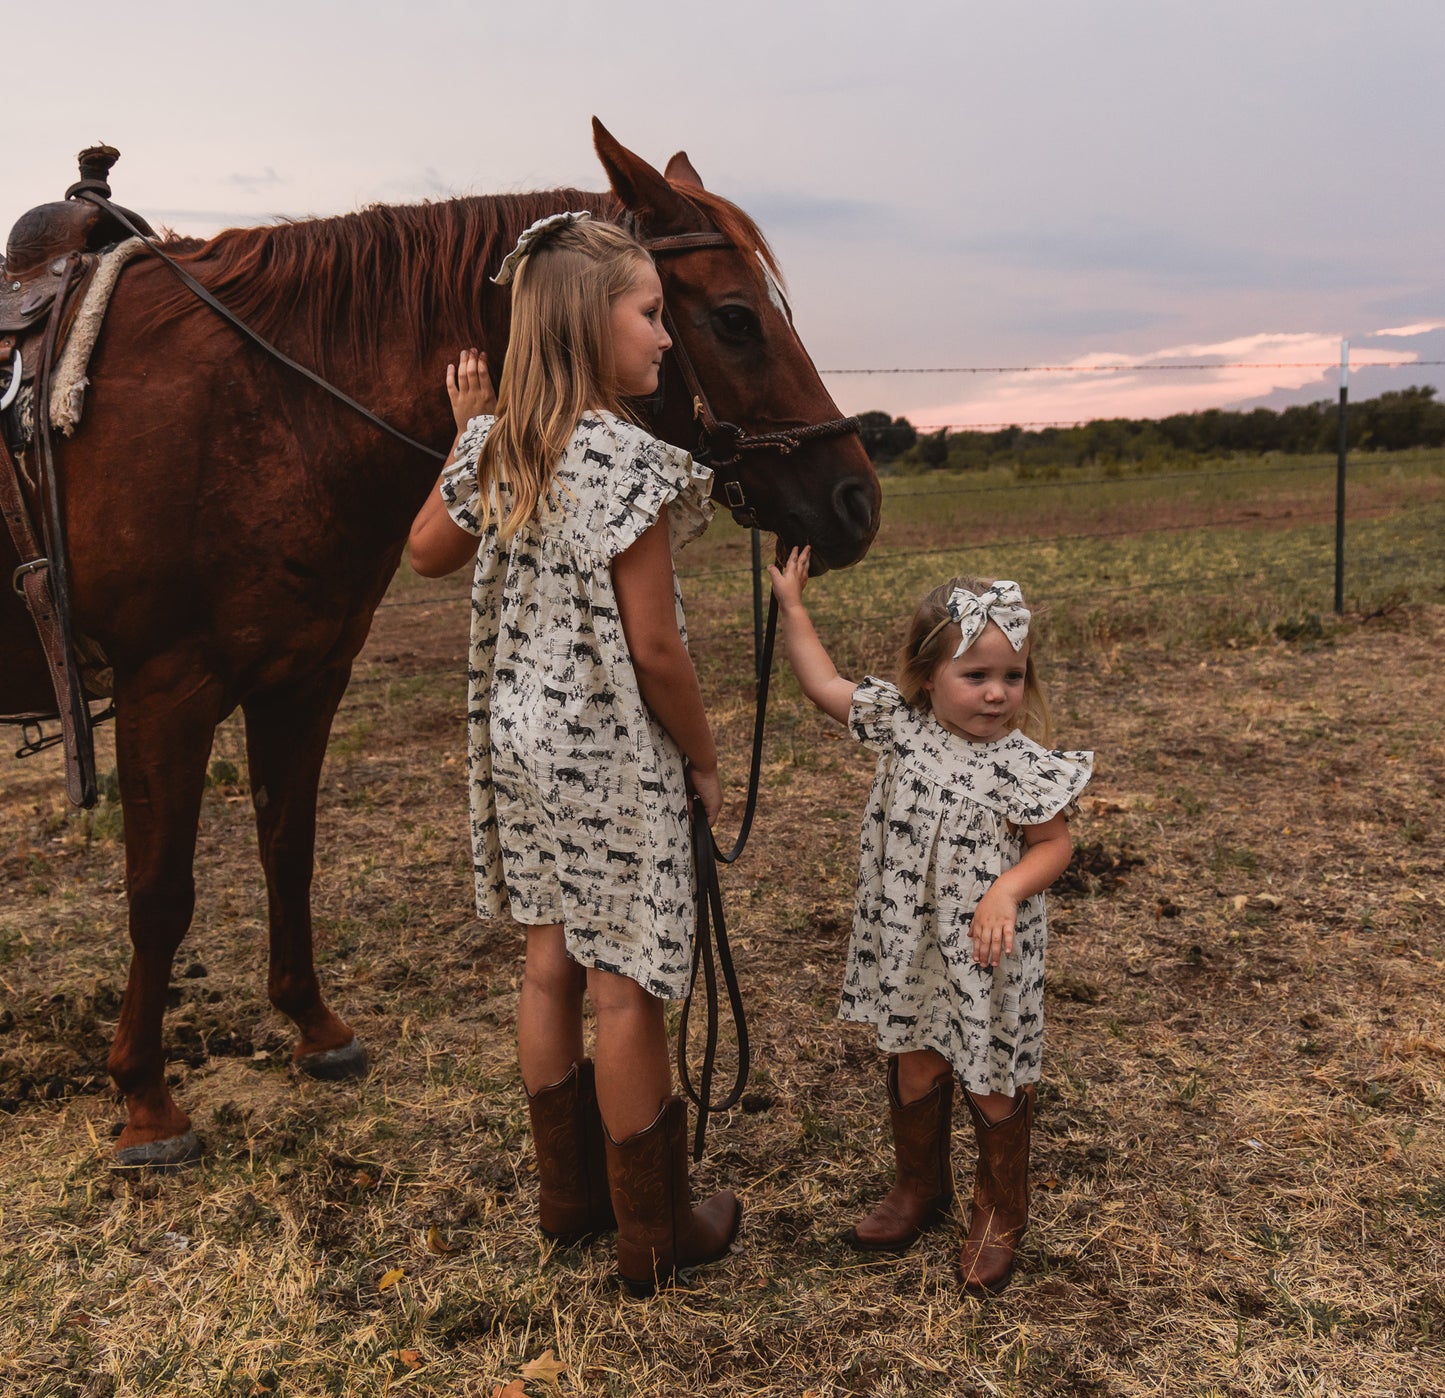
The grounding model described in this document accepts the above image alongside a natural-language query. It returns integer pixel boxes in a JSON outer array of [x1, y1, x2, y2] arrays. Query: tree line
[[858, 385, 1445, 472]]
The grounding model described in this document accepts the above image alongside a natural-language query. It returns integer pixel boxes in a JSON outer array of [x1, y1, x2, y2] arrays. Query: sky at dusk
[[8, 0, 1442, 431]]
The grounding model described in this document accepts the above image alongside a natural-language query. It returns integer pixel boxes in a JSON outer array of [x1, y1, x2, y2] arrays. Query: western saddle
[[1, 145, 154, 806]]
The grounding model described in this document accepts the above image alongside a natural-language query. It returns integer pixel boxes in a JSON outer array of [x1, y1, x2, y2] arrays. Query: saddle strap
[[0, 256, 101, 806]]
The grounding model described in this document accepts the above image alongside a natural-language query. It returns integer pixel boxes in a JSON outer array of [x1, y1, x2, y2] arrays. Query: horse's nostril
[[833, 478, 879, 534]]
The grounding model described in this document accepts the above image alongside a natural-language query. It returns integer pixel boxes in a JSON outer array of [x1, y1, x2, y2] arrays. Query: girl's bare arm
[[612, 506, 721, 823], [408, 351, 497, 577], [408, 458, 481, 577], [969, 813, 1073, 967]]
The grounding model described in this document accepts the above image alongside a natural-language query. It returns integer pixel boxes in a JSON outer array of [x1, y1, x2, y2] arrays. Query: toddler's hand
[[766, 545, 811, 610], [447, 348, 495, 431], [969, 883, 1018, 968]]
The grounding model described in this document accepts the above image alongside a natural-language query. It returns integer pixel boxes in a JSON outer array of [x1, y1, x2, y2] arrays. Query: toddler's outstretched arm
[[767, 546, 856, 725], [969, 813, 1074, 968]]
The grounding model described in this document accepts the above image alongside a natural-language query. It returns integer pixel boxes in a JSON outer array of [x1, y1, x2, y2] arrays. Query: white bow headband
[[925, 582, 1031, 657]]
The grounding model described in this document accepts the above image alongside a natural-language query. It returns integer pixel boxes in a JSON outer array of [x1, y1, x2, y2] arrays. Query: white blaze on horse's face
[[755, 250, 794, 326]]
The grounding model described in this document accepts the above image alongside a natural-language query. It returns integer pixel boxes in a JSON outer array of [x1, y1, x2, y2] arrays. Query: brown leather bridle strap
[[640, 231, 861, 489]]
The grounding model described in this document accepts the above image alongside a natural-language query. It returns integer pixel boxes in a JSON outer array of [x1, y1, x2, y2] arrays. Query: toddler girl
[[409, 213, 739, 1295], [768, 548, 1091, 1293]]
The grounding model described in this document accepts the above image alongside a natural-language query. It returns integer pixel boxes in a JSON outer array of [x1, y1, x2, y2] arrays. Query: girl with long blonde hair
[[409, 213, 739, 1296]]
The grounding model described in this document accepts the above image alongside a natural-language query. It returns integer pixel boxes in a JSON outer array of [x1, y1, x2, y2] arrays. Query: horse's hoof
[[113, 1130, 203, 1170], [297, 1037, 368, 1080]]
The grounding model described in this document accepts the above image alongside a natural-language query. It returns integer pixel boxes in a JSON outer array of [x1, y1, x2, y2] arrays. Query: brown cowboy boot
[[525, 1059, 616, 1243], [842, 1057, 954, 1252], [603, 1095, 742, 1297], [958, 1085, 1034, 1294]]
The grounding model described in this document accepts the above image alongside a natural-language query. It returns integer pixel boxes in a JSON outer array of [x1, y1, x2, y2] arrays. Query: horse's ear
[[592, 118, 705, 233], [664, 151, 705, 191]]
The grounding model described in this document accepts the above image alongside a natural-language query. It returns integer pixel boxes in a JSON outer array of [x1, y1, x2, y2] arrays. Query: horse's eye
[[711, 305, 761, 343]]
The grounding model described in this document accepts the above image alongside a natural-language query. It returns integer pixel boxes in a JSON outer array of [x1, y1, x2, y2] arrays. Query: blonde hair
[[479, 220, 654, 538], [895, 575, 1054, 745]]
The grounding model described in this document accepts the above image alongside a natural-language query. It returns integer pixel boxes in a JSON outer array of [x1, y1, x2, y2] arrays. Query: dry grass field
[[2, 451, 1442, 1396]]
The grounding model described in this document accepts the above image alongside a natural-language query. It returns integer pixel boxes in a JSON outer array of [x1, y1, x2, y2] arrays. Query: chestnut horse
[[0, 122, 880, 1164]]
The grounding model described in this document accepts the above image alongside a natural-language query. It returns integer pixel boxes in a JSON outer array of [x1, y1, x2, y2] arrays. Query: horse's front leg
[[109, 661, 226, 1166], [243, 667, 367, 1080]]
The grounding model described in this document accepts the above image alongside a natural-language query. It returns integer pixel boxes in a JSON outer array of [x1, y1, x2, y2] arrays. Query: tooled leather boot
[[603, 1095, 742, 1296], [525, 1059, 616, 1242], [842, 1056, 954, 1252], [958, 1084, 1034, 1294]]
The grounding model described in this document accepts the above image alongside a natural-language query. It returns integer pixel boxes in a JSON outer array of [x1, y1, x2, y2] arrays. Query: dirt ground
[[1, 587, 1441, 1397]]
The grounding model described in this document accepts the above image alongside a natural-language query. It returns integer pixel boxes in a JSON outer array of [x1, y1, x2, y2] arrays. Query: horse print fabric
[[441, 412, 714, 999], [839, 678, 1093, 1095]]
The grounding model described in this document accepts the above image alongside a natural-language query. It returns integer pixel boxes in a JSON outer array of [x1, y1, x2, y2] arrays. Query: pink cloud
[[836, 331, 1426, 430]]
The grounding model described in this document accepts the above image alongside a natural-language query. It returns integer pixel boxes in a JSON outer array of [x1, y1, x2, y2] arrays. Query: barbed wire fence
[[373, 354, 1445, 674]]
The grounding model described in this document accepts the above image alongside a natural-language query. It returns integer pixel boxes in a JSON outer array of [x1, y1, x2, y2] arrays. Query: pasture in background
[[2, 451, 1441, 1396]]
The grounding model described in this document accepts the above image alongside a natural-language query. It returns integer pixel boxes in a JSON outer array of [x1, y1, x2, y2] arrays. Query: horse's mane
[[142, 181, 781, 370], [146, 189, 615, 369]]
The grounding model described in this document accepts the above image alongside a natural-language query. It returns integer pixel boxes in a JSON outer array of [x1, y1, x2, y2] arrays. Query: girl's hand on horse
[[687, 762, 723, 827], [766, 545, 811, 612], [447, 348, 495, 431], [969, 882, 1018, 968]]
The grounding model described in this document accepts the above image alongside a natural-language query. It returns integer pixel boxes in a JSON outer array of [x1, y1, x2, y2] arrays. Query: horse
[[0, 121, 881, 1165]]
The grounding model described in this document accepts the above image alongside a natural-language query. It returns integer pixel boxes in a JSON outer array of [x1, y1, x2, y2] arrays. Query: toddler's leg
[[958, 1083, 1034, 1294], [842, 1051, 955, 1252]]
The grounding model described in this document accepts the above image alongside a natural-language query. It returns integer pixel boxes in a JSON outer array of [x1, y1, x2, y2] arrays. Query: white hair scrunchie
[[491, 210, 592, 286]]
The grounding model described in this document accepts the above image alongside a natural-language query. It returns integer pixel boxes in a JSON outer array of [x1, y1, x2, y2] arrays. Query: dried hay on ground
[[1, 581, 1441, 1397]]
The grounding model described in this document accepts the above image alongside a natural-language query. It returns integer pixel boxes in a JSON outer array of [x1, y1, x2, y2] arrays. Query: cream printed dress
[[441, 411, 714, 999], [840, 678, 1093, 1095]]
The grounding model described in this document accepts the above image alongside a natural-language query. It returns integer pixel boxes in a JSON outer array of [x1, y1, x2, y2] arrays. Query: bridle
[[640, 230, 860, 524]]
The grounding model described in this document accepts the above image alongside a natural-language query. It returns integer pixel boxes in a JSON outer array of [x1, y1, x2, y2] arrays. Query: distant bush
[[860, 385, 1445, 473]]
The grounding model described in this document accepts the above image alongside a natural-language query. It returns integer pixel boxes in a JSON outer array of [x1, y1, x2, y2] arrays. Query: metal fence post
[[1333, 339, 1349, 614]]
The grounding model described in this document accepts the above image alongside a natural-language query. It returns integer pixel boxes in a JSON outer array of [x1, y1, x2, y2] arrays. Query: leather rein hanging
[[73, 191, 447, 463], [639, 230, 862, 1158]]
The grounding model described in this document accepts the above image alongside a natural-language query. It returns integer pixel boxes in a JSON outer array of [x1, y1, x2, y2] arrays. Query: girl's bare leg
[[897, 1046, 953, 1103], [517, 924, 585, 1093], [586, 966, 671, 1139], [968, 1089, 1024, 1122]]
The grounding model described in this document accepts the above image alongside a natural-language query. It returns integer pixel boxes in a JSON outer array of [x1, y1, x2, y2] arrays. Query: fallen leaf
[[427, 1224, 463, 1255], [390, 1349, 421, 1370], [377, 1267, 405, 1292], [522, 1348, 567, 1384], [491, 1383, 527, 1398], [1231, 895, 1249, 911]]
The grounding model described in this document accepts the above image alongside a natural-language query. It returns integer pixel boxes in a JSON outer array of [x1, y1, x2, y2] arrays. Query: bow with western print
[[945, 582, 1031, 657]]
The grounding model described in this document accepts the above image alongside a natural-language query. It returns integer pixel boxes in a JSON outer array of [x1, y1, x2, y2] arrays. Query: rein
[[639, 229, 856, 1159], [677, 591, 778, 1161], [73, 192, 447, 463]]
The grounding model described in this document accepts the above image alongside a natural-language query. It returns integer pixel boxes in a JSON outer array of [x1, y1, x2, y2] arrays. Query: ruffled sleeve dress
[[839, 677, 1093, 1095], [439, 410, 714, 999]]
